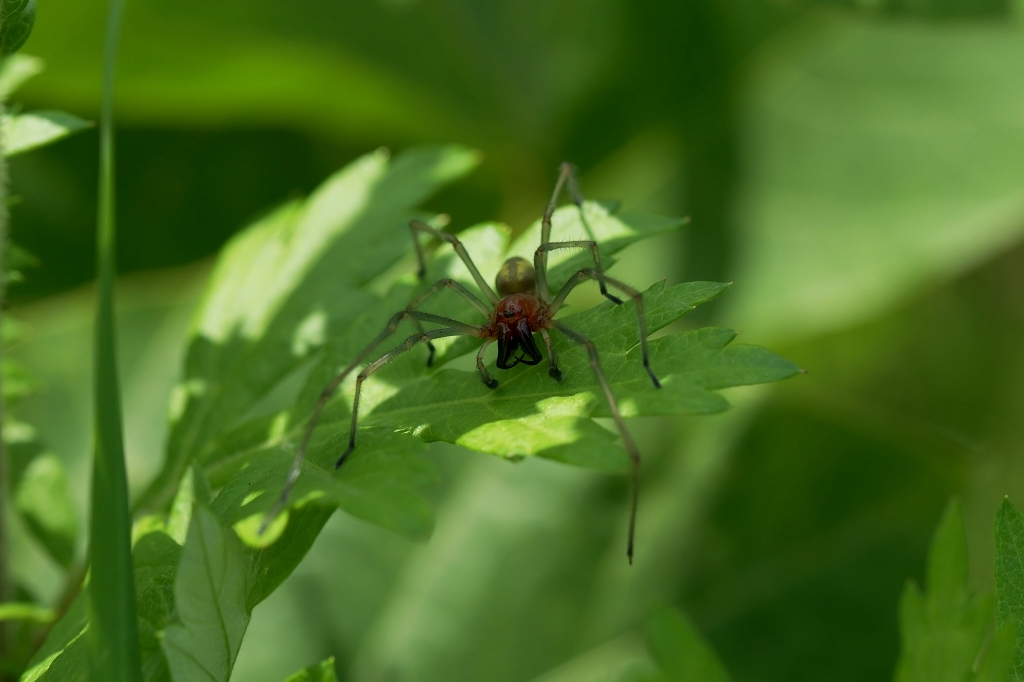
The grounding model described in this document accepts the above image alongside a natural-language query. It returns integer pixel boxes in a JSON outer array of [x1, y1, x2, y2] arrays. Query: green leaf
[[0, 0, 36, 56], [646, 607, 730, 682], [136, 144, 480, 514], [200, 190, 794, 565], [22, 594, 87, 680], [161, 506, 250, 682], [283, 657, 336, 682], [14, 452, 78, 567], [34, 634, 88, 682], [893, 499, 1003, 682], [21, 532, 183, 682], [0, 53, 42, 97], [341, 282, 795, 466], [995, 497, 1024, 681], [2, 110, 92, 157]]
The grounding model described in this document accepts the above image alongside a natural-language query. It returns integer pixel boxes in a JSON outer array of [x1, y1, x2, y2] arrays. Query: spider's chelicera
[[266, 163, 661, 563]]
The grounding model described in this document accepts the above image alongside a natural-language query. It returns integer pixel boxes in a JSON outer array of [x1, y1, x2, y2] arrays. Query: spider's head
[[495, 257, 536, 296]]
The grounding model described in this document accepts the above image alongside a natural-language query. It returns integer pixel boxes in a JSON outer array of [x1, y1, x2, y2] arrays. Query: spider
[[265, 163, 661, 563]]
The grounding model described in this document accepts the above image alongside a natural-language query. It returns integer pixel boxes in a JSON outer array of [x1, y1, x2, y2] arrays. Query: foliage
[[12, 145, 797, 679], [6, 1, 1024, 681], [0, 0, 35, 57]]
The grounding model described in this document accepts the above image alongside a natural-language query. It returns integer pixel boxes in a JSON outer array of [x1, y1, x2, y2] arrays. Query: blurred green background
[[7, 0, 1024, 680]]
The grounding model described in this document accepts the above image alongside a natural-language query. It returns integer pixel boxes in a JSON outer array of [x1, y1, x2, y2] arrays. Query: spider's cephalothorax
[[266, 162, 663, 564], [491, 257, 546, 369]]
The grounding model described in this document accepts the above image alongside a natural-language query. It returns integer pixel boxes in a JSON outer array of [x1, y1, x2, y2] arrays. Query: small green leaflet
[[162, 507, 250, 682], [0, 55, 92, 157], [2, 110, 92, 157], [895, 498, 1014, 682]]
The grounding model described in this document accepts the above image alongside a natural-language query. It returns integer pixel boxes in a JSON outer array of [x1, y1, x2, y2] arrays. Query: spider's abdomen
[[495, 256, 536, 295]]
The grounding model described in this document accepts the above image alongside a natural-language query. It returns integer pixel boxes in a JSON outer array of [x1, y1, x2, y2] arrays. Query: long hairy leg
[[410, 278, 492, 318], [409, 220, 499, 304], [534, 239, 621, 305], [407, 279, 492, 366], [337, 327, 470, 467], [550, 268, 661, 388], [261, 318, 482, 533], [537, 162, 595, 302], [476, 338, 498, 388], [549, 319, 641, 564], [540, 329, 562, 382]]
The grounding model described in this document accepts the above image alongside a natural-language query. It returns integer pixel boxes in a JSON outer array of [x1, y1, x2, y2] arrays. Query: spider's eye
[[504, 310, 514, 318]]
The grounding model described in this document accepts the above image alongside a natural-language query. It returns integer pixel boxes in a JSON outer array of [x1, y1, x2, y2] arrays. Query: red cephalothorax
[[488, 294, 547, 369]]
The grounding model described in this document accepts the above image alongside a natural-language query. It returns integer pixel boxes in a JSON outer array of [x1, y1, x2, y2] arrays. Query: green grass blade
[[86, 0, 143, 679]]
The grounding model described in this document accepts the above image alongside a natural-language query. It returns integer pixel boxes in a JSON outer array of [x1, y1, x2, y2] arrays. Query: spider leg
[[260, 311, 483, 534], [409, 220, 500, 304], [541, 162, 584, 246], [401, 278, 490, 366], [338, 326, 476, 467], [537, 162, 598, 303], [540, 328, 562, 382], [550, 269, 660, 388], [534, 240, 622, 305], [410, 278, 493, 318], [549, 319, 640, 564], [476, 338, 499, 388]]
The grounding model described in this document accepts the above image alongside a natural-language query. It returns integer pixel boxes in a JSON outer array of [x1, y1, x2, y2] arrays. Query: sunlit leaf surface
[[1, 110, 91, 157]]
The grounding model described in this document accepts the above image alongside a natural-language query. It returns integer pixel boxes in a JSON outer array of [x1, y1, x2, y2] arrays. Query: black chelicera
[[266, 163, 661, 562]]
